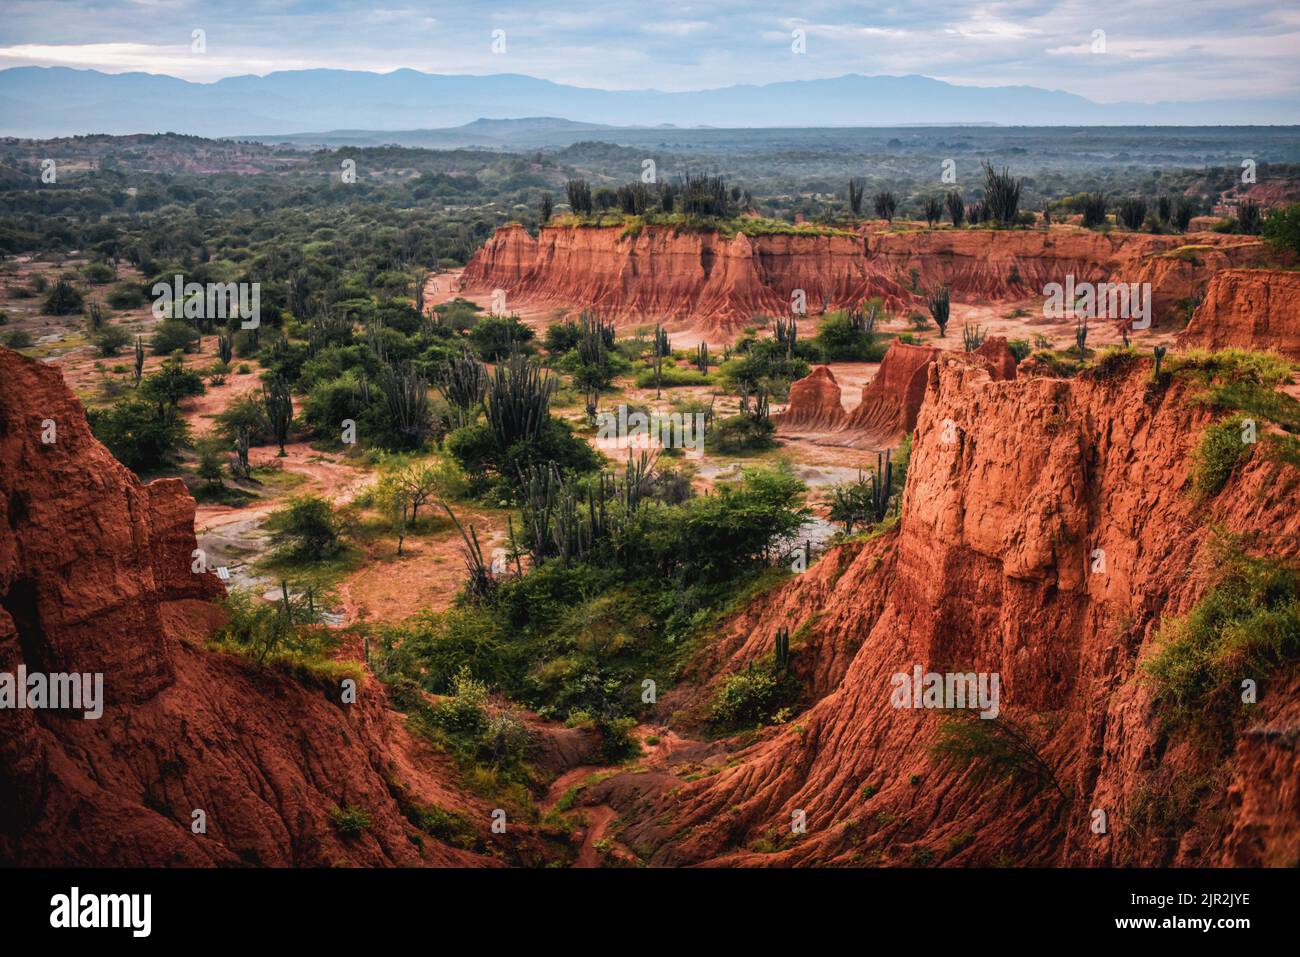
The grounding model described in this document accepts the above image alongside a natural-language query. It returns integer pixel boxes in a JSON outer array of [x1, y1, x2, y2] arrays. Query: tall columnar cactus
[[982, 161, 1023, 226], [927, 285, 951, 338], [133, 334, 145, 385], [378, 361, 432, 448], [869, 449, 894, 523], [217, 333, 233, 364], [962, 323, 987, 352], [774, 626, 791, 673], [486, 349, 554, 448], [696, 342, 709, 374], [1075, 317, 1089, 358], [1153, 345, 1167, 378], [774, 315, 798, 356], [263, 374, 294, 456], [436, 348, 487, 427], [946, 191, 965, 227], [650, 327, 670, 361]]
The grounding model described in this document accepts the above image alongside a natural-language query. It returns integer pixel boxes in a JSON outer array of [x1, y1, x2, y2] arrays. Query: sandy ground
[[336, 507, 508, 626]]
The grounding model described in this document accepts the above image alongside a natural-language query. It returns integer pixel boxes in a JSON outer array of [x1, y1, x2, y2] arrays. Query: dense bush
[[43, 278, 83, 316], [267, 494, 344, 561], [706, 414, 776, 454], [151, 319, 200, 355], [88, 397, 190, 471], [1262, 203, 1300, 256]]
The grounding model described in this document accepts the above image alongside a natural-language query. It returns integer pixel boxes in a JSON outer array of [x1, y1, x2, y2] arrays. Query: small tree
[[540, 192, 554, 223], [196, 437, 225, 487], [269, 495, 342, 561]]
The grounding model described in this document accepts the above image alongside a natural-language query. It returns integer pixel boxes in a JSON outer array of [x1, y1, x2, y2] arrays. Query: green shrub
[[80, 262, 116, 284], [106, 283, 146, 309], [43, 278, 83, 316], [1191, 414, 1252, 498], [87, 398, 190, 472], [93, 323, 133, 357], [2, 329, 33, 350], [710, 664, 796, 729], [268, 494, 343, 561], [469, 314, 534, 360], [596, 716, 642, 762], [705, 414, 776, 454], [329, 804, 373, 837], [633, 363, 711, 388], [151, 319, 200, 355], [1262, 202, 1300, 256], [139, 356, 205, 407], [407, 803, 478, 849]]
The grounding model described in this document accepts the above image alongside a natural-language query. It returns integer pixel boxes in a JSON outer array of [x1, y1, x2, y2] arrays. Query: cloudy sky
[[1, 0, 1298, 103]]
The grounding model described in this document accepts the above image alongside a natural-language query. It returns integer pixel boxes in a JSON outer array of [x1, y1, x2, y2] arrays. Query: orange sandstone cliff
[[1179, 268, 1300, 359], [462, 223, 1268, 337], [590, 355, 1300, 866], [0, 348, 512, 867]]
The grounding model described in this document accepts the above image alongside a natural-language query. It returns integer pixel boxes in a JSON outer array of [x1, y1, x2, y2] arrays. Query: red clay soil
[[462, 223, 1269, 339], [596, 355, 1300, 867], [0, 347, 519, 867], [1179, 268, 1300, 359]]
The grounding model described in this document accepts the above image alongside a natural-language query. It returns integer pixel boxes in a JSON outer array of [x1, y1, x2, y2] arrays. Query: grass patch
[[328, 803, 372, 836], [1143, 536, 1299, 736], [1191, 414, 1254, 498]]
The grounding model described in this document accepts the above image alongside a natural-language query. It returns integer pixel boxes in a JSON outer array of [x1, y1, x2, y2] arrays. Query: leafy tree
[[139, 356, 205, 410], [1262, 203, 1300, 255]]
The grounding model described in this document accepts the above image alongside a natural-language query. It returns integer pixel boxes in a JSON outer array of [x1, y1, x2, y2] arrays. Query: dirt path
[[538, 725, 689, 868], [193, 442, 372, 591]]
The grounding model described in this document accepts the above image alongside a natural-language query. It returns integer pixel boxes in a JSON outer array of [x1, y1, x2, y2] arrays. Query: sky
[[1, 0, 1298, 104]]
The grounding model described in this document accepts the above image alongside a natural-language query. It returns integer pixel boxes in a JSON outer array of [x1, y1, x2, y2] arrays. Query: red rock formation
[[463, 223, 1268, 338], [1179, 268, 1300, 359], [776, 366, 847, 432], [0, 348, 508, 867], [603, 355, 1300, 866], [837, 340, 941, 449], [972, 335, 1018, 381]]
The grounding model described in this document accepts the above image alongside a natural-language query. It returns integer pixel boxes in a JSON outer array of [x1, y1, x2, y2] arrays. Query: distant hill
[[2, 67, 1298, 138]]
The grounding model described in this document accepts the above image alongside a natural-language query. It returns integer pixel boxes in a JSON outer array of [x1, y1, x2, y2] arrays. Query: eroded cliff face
[[462, 223, 1267, 337], [603, 356, 1300, 867], [0, 348, 502, 867], [1180, 268, 1300, 359]]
